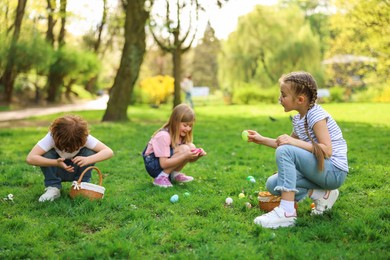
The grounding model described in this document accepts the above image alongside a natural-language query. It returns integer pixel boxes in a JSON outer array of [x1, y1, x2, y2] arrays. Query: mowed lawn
[[0, 102, 389, 259]]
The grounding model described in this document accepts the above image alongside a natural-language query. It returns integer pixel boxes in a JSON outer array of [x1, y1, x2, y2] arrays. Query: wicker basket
[[69, 166, 105, 200], [258, 191, 298, 212]]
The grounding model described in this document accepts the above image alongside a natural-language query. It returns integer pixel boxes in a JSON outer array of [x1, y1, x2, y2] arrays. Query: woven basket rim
[[72, 182, 105, 194], [258, 191, 281, 203]]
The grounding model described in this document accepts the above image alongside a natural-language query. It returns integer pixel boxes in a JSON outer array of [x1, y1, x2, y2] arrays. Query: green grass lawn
[[0, 102, 389, 259]]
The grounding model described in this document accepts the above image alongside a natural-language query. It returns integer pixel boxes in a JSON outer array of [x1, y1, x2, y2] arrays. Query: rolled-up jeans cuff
[[274, 186, 299, 193]]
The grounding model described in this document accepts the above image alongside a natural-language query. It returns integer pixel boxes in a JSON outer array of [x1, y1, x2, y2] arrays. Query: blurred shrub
[[352, 84, 390, 103], [233, 86, 278, 104], [329, 86, 345, 103], [139, 75, 174, 106], [375, 87, 390, 102]]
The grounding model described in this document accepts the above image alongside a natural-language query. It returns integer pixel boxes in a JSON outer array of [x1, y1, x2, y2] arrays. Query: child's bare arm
[[26, 145, 74, 172], [72, 141, 114, 167]]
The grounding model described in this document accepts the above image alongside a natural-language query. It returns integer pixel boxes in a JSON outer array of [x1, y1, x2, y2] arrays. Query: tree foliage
[[218, 5, 323, 96], [0, 0, 27, 104], [326, 0, 389, 89], [149, 0, 199, 107], [191, 22, 220, 92]]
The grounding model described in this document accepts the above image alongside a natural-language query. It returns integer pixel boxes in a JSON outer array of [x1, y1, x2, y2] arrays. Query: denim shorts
[[142, 146, 174, 178]]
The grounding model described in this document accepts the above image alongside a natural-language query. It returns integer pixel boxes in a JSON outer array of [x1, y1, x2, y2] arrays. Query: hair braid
[[280, 71, 326, 171]]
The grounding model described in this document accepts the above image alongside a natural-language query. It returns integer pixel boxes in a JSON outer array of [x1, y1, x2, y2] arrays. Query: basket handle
[[76, 166, 103, 186]]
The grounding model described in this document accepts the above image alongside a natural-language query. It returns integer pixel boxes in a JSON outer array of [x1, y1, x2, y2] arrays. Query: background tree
[[326, 0, 389, 92], [149, 0, 199, 107], [46, 0, 68, 103], [0, 0, 27, 104], [218, 5, 323, 100], [191, 21, 220, 92], [102, 0, 151, 121], [83, 0, 108, 93], [280, 0, 332, 57], [149, 0, 228, 107]]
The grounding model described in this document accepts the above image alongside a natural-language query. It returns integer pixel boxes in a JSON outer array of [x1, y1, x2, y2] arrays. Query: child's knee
[[175, 144, 192, 153]]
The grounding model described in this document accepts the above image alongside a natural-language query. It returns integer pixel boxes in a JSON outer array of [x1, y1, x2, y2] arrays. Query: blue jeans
[[185, 92, 193, 108], [41, 148, 96, 188], [266, 145, 347, 201]]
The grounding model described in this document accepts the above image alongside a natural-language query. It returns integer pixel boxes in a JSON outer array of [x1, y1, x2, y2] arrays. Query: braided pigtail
[[280, 71, 326, 171]]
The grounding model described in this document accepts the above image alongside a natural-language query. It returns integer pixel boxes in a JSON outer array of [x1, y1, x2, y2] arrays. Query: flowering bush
[[139, 75, 174, 106]]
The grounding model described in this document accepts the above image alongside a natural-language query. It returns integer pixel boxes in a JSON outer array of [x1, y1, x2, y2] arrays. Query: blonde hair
[[49, 115, 89, 153], [154, 104, 195, 149], [279, 71, 326, 171]]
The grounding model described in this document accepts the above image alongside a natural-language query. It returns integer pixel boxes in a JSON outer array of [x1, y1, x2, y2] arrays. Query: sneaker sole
[[254, 216, 296, 228], [153, 183, 173, 188], [38, 194, 61, 202], [254, 218, 296, 228], [175, 179, 194, 183]]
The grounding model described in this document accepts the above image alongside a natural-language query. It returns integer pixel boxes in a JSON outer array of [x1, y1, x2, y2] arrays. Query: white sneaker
[[39, 187, 61, 202], [311, 189, 339, 215], [254, 206, 296, 228]]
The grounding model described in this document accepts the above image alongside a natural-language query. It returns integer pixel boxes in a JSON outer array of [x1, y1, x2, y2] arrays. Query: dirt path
[[0, 95, 108, 128]]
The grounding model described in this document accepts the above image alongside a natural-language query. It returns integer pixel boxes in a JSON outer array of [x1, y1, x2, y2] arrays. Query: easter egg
[[238, 193, 245, 198], [225, 197, 233, 205], [250, 178, 256, 183], [184, 192, 190, 196], [245, 202, 252, 209], [170, 194, 179, 203], [241, 130, 249, 141], [246, 176, 254, 181]]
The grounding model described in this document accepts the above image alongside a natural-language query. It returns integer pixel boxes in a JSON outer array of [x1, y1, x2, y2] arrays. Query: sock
[[280, 199, 296, 215], [171, 171, 180, 179], [158, 171, 169, 178], [310, 189, 327, 200]]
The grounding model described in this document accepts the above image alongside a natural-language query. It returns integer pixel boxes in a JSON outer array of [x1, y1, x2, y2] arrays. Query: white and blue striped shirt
[[292, 104, 349, 172]]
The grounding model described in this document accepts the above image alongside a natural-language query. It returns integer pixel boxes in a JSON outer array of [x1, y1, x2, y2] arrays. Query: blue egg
[[170, 194, 179, 203]]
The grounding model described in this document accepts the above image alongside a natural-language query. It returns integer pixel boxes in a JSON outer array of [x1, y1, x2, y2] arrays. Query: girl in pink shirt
[[142, 104, 206, 187]]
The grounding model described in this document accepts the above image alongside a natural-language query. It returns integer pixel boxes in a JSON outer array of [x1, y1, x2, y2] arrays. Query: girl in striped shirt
[[247, 71, 348, 229]]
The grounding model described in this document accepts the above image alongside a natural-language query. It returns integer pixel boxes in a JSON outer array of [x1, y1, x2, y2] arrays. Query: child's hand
[[197, 148, 206, 156], [247, 130, 263, 144], [191, 148, 206, 157], [57, 158, 74, 172], [72, 156, 91, 167], [190, 148, 201, 157], [276, 134, 295, 146]]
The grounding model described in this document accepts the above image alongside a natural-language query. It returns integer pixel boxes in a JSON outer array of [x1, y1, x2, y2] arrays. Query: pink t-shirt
[[144, 130, 172, 157]]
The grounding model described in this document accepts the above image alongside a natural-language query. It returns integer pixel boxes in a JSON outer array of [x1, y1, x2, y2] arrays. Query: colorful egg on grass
[[225, 197, 233, 205], [170, 194, 179, 203]]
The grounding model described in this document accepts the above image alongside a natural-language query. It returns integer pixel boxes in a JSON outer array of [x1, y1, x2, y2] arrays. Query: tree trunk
[[173, 48, 182, 108], [102, 0, 148, 122], [0, 0, 27, 104], [46, 0, 67, 103], [85, 76, 97, 93], [46, 0, 56, 46], [85, 0, 107, 93], [46, 70, 63, 103]]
